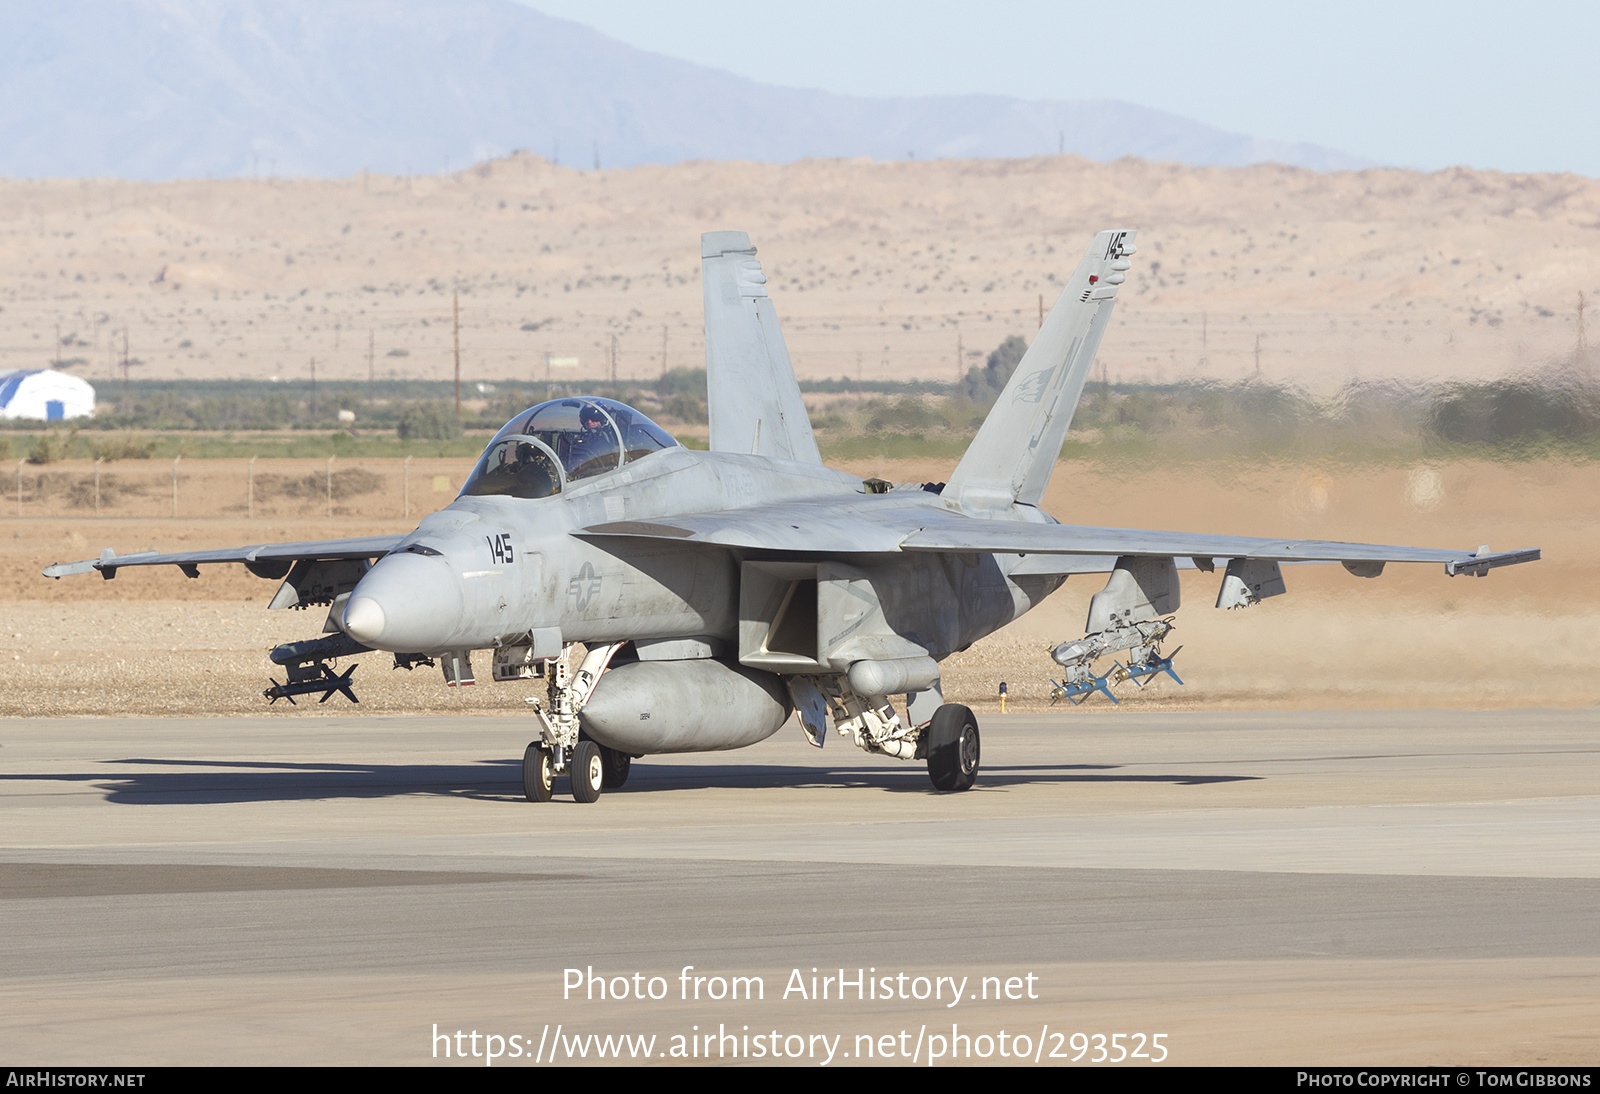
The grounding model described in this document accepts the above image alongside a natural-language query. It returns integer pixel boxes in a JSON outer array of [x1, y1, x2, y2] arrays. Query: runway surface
[[2, 709, 1597, 1066]]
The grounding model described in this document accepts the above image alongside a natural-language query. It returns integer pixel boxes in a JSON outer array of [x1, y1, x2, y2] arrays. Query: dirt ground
[[2, 155, 1597, 393], [2, 454, 1590, 718]]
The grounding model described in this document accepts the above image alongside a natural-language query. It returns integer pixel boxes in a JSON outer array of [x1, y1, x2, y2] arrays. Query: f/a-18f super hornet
[[44, 229, 1539, 802]]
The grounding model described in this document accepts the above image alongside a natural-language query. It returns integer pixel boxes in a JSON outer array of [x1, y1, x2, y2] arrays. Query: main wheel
[[599, 745, 631, 789], [522, 742, 554, 802], [570, 739, 604, 803], [926, 704, 980, 792]]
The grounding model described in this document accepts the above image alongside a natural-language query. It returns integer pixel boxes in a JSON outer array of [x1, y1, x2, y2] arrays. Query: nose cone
[[342, 552, 464, 652], [342, 596, 386, 643]]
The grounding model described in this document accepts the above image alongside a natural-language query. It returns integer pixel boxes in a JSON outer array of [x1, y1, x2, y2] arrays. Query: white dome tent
[[0, 369, 96, 421]]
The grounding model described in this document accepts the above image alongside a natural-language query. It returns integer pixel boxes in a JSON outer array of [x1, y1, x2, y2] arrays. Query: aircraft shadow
[[623, 763, 1261, 793], [0, 758, 528, 805], [0, 758, 1258, 805]]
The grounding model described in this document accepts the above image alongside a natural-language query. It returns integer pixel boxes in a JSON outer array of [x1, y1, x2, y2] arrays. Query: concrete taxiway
[[2, 709, 1597, 1066]]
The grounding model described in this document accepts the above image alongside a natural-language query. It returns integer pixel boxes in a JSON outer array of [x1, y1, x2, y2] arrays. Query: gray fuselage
[[341, 444, 1064, 663]]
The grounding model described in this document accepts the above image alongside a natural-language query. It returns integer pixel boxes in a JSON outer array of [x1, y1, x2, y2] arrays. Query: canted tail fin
[[944, 229, 1137, 510], [701, 231, 822, 464]]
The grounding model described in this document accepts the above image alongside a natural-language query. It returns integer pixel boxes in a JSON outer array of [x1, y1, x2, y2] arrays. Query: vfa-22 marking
[[486, 532, 514, 565]]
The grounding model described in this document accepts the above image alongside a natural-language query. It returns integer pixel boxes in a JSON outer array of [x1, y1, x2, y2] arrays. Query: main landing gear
[[925, 704, 980, 792], [794, 675, 982, 793]]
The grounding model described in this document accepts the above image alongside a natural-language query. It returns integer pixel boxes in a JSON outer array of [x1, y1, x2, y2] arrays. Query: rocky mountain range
[[0, 0, 1370, 180]]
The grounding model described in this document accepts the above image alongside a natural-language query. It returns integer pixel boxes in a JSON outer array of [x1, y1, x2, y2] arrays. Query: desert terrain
[[3, 452, 1588, 718], [1, 155, 1598, 394]]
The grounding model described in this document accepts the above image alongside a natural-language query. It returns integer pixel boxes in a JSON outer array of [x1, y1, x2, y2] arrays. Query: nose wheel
[[569, 739, 603, 803], [522, 741, 554, 802], [522, 740, 605, 803]]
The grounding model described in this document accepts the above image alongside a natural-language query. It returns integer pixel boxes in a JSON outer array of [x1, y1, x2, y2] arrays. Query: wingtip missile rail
[[1445, 547, 1541, 577]]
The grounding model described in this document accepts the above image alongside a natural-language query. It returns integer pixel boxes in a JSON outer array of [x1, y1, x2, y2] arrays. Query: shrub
[[27, 428, 75, 464], [397, 402, 462, 441], [963, 334, 1028, 407], [90, 435, 157, 460]]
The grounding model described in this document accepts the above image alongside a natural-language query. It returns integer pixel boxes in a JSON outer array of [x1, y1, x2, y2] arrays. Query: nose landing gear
[[521, 641, 630, 804], [521, 740, 611, 804]]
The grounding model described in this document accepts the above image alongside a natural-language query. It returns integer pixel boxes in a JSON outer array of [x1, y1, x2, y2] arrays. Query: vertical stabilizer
[[944, 229, 1137, 510], [702, 231, 822, 464]]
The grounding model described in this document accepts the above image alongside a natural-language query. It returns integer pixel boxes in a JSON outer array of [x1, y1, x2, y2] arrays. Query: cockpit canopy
[[461, 397, 678, 500]]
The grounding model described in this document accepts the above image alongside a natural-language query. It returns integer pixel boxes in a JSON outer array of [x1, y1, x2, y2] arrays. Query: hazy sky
[[521, 0, 1600, 177]]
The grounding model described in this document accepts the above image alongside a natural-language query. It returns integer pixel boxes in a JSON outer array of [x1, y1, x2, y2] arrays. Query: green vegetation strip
[[7, 334, 1599, 465]]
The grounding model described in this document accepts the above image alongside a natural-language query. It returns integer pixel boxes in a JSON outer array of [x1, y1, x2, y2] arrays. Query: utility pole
[[660, 323, 669, 379], [609, 333, 618, 385], [955, 331, 964, 387], [366, 329, 375, 403], [453, 292, 461, 420], [1579, 291, 1589, 357], [1038, 293, 1044, 330]]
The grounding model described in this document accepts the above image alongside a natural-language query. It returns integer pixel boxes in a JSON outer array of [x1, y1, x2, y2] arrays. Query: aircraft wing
[[41, 535, 405, 579], [896, 522, 1538, 576], [579, 500, 1537, 577]]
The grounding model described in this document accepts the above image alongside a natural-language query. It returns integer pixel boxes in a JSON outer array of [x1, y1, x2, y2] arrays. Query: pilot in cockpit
[[563, 402, 620, 479]]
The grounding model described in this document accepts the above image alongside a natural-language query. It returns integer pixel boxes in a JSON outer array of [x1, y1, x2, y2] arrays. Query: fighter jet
[[43, 229, 1538, 802]]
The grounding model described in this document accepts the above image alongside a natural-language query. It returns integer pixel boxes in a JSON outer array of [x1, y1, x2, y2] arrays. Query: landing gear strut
[[926, 704, 980, 792]]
